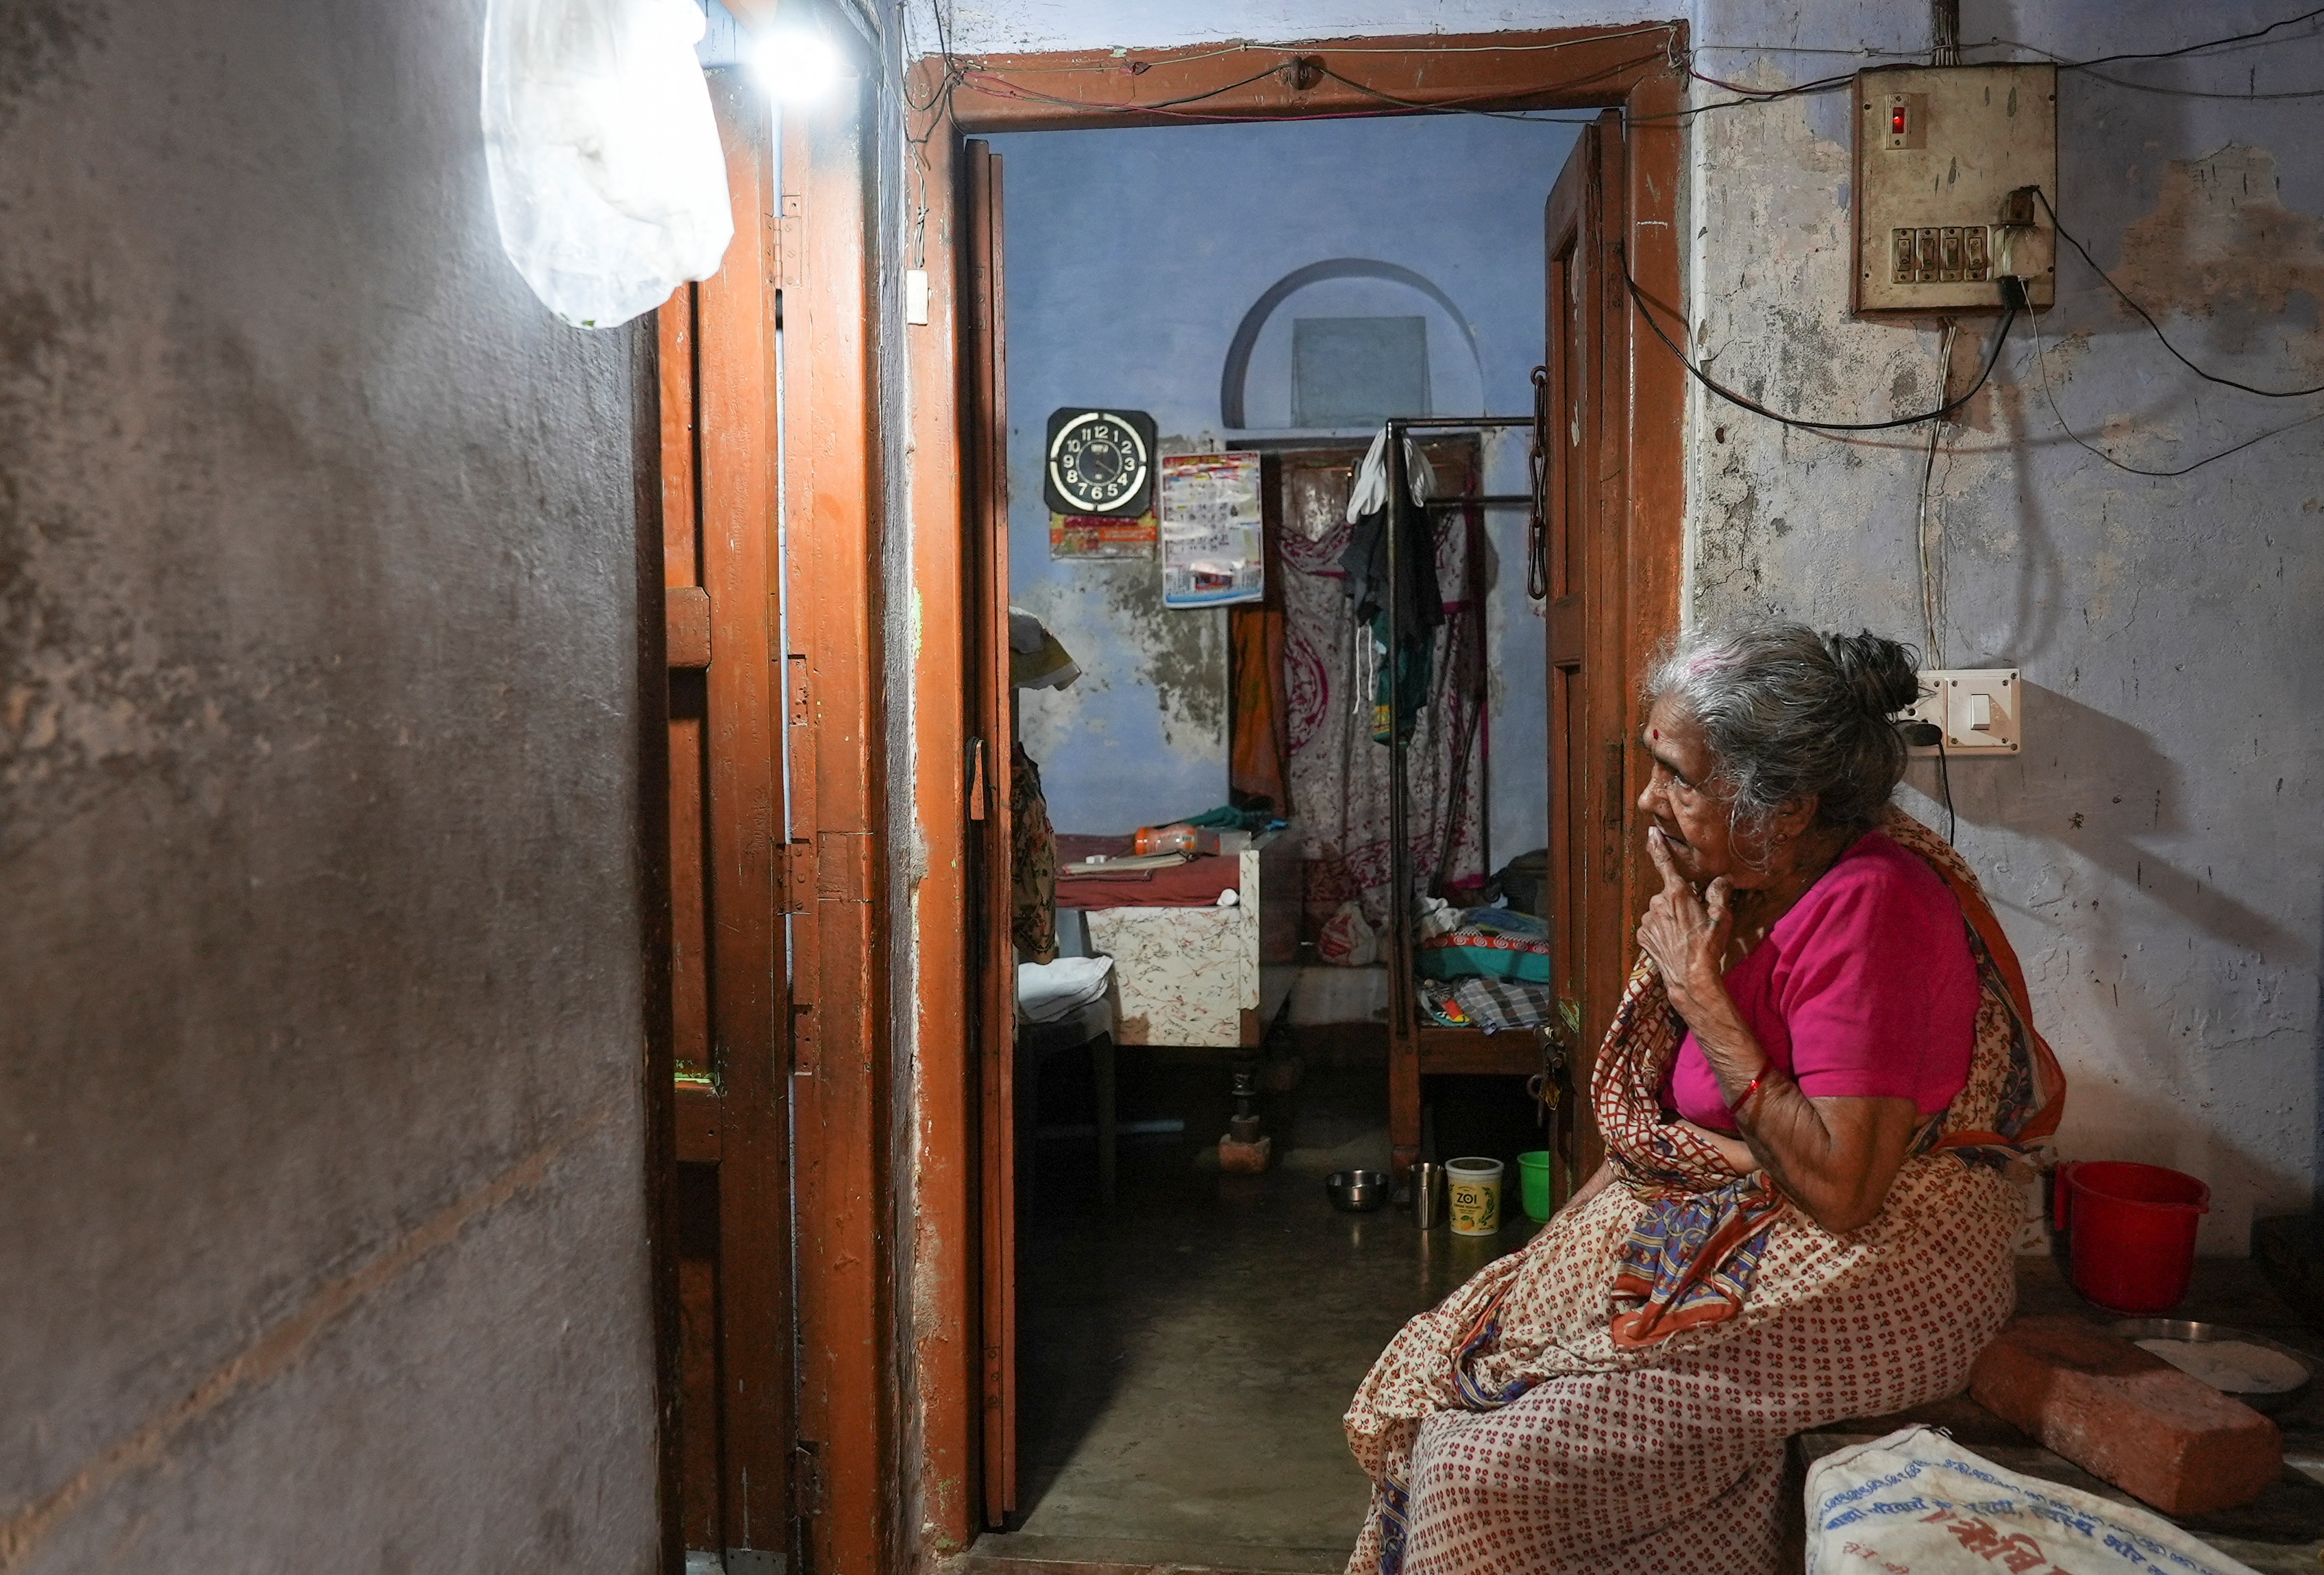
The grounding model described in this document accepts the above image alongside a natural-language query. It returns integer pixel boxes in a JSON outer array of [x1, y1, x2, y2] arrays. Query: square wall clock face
[[1043, 408, 1157, 519]]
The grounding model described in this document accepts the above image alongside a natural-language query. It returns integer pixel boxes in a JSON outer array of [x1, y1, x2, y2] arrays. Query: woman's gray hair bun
[[1820, 628, 1921, 720], [1644, 623, 1923, 837]]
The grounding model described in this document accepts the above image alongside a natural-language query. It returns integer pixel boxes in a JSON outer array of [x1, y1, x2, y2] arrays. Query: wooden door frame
[[661, 68, 799, 1570], [1544, 112, 1633, 1191], [901, 25, 1687, 1561], [959, 138, 1019, 1530], [780, 66, 891, 1575], [652, 53, 895, 1575]]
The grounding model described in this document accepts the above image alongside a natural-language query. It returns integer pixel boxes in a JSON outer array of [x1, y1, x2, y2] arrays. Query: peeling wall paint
[[1691, 0, 2324, 1249], [1, 0, 659, 1565], [2114, 142, 2324, 371]]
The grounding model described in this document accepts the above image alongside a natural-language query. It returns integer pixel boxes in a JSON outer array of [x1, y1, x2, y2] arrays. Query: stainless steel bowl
[[1326, 1169, 1392, 1213], [2108, 1318, 2317, 1415]]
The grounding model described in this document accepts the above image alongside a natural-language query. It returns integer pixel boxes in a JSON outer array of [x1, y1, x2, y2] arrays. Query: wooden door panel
[[662, 288, 714, 1082], [963, 138, 1019, 1530], [783, 77, 889, 1575], [660, 66, 794, 1567], [1544, 113, 1626, 1183]]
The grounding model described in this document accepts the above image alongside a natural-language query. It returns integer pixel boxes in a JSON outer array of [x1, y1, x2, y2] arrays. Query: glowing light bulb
[[751, 28, 845, 103]]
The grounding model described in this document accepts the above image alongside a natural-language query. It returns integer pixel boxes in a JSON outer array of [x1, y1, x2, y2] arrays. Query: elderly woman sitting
[[1344, 623, 2063, 1575]]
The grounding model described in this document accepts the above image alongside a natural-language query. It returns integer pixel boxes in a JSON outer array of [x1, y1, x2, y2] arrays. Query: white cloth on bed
[[1016, 956, 1113, 1024]]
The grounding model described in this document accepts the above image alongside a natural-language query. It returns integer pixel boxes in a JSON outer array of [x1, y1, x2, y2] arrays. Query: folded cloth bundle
[[1015, 956, 1113, 1024], [1415, 904, 1553, 984]]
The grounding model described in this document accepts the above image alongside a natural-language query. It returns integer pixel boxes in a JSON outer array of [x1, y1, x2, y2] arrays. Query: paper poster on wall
[[1158, 452, 1263, 607], [1050, 509, 1157, 559]]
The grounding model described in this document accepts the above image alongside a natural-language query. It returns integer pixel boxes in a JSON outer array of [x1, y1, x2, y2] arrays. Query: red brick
[[1968, 1316, 2282, 1517], [1216, 1134, 1271, 1174]]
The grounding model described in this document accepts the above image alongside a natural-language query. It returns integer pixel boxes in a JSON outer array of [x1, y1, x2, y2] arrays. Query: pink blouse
[[1661, 830, 1978, 1134]]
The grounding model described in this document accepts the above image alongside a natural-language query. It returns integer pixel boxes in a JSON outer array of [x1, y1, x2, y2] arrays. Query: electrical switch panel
[[1901, 669, 2021, 756], [1854, 64, 2056, 314]]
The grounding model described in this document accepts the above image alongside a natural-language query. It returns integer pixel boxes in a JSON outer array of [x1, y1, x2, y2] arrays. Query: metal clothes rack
[[1379, 415, 1542, 1171]]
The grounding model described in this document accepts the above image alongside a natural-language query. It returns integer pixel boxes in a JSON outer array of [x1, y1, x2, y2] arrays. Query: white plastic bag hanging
[[482, 0, 734, 328]]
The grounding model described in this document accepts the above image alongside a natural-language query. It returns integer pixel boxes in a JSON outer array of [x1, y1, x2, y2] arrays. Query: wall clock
[[1043, 408, 1157, 518]]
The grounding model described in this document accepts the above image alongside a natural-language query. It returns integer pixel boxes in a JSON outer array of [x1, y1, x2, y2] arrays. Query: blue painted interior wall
[[996, 114, 1580, 856]]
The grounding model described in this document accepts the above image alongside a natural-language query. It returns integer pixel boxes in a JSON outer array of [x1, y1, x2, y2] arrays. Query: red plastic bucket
[[2053, 1161, 2209, 1314]]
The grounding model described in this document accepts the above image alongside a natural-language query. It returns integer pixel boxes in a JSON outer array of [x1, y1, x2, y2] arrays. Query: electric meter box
[[1853, 64, 2057, 314]]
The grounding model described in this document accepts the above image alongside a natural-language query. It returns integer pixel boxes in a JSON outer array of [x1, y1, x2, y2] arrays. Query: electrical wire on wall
[[900, 0, 969, 271], [906, 8, 2324, 136], [1916, 321, 1959, 668], [1621, 258, 2020, 433], [2009, 192, 2324, 478], [2023, 300, 2324, 478], [906, 6, 2324, 461]]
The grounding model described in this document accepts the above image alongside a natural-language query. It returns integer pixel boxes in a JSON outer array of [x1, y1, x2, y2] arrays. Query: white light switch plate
[[1904, 668, 2020, 755]]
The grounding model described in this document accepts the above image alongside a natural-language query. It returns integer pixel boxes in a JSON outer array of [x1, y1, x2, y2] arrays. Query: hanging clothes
[[1339, 427, 1442, 743], [1276, 447, 1485, 928], [1005, 608, 1078, 962], [1010, 742, 1059, 963], [1228, 590, 1292, 817]]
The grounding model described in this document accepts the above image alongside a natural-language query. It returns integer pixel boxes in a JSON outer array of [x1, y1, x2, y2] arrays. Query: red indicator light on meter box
[[1891, 108, 1907, 134]]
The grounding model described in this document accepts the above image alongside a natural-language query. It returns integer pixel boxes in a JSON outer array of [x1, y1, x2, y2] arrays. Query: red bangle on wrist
[[1728, 1067, 1773, 1122]]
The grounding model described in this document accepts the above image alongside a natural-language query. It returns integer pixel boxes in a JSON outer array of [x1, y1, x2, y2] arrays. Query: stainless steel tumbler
[[1411, 1161, 1446, 1229]]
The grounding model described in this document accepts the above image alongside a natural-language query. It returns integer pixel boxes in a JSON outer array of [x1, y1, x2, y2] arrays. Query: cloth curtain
[[1274, 448, 1487, 930]]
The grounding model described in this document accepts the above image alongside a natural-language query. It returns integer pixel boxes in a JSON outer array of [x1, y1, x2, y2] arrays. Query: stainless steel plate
[[2109, 1318, 2316, 1415]]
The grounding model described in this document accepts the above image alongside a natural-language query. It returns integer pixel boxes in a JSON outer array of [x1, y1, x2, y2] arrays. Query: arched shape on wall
[[1219, 258, 1485, 430]]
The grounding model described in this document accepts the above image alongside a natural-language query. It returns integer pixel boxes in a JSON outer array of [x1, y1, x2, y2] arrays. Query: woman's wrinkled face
[[1636, 697, 1746, 886]]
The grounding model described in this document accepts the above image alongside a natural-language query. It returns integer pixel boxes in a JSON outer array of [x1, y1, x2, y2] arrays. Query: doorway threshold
[[963, 1530, 1348, 1574]]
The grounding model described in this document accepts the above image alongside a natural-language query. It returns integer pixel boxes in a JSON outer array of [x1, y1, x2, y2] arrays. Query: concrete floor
[[1012, 1053, 1537, 1565], [1000, 1050, 2324, 1573]]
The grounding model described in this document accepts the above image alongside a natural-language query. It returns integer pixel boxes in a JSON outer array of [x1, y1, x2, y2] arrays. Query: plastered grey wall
[[1688, 0, 2323, 1249], [1, 2, 660, 1568]]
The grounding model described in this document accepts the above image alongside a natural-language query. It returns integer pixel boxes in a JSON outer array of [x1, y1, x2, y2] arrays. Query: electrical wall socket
[[1904, 669, 2021, 755]]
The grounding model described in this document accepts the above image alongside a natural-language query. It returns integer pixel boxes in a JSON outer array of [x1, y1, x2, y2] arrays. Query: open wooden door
[[1542, 111, 1630, 1185], [662, 68, 795, 1574], [962, 138, 1019, 1530]]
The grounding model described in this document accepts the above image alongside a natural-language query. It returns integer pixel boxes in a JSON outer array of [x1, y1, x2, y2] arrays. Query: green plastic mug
[[1517, 1150, 1553, 1222]]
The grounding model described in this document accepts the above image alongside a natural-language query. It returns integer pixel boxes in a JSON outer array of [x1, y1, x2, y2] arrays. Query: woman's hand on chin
[[1638, 828, 1744, 1038]]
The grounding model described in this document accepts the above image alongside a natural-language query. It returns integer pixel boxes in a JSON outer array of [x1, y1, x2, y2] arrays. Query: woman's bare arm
[[1670, 1121, 1757, 1178], [1637, 834, 1922, 1234], [1561, 1158, 1617, 1213]]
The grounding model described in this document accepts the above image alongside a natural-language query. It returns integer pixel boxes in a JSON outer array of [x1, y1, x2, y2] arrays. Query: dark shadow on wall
[[1905, 682, 2308, 967], [1985, 335, 2068, 665]]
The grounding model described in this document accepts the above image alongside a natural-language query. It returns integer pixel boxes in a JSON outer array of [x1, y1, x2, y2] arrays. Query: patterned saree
[[1344, 810, 2064, 1575]]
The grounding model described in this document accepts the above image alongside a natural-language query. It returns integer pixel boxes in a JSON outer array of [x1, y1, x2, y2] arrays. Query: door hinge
[[1548, 594, 1583, 671], [787, 654, 811, 726], [777, 195, 804, 288], [779, 837, 816, 913], [791, 1439, 824, 1520], [790, 1001, 818, 1078]]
